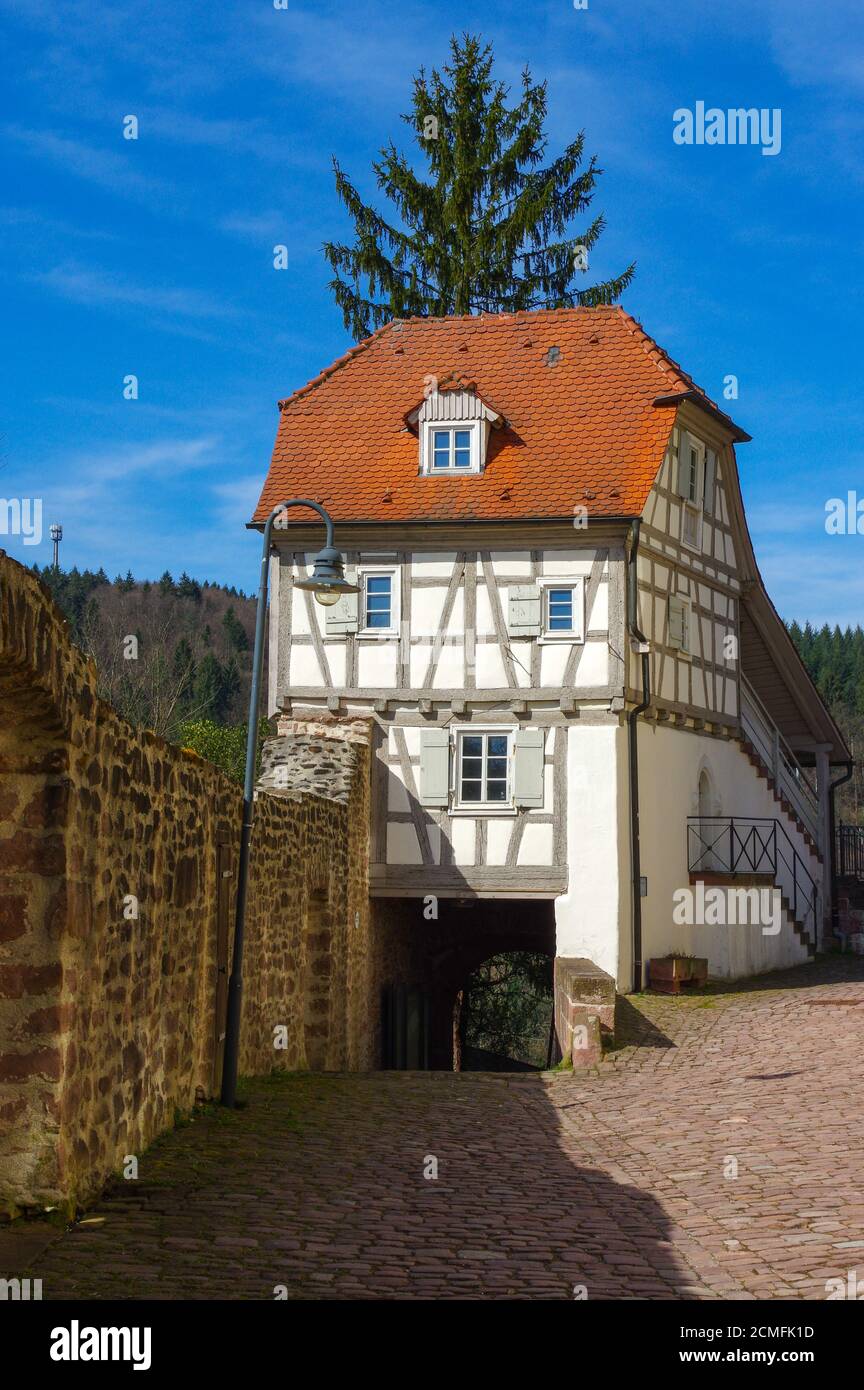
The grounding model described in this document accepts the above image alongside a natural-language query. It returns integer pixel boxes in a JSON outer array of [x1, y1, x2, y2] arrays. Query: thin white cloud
[[5, 125, 174, 203], [211, 474, 264, 528], [34, 264, 237, 322]]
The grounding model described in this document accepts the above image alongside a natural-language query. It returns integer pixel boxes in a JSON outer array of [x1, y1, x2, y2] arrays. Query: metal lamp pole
[[219, 498, 357, 1107]]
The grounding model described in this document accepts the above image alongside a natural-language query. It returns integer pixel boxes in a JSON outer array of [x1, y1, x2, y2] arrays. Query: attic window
[[422, 421, 481, 474], [410, 384, 501, 475], [546, 345, 561, 366]]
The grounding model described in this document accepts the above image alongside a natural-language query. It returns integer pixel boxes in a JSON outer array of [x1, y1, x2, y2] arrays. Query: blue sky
[[1, 0, 862, 623]]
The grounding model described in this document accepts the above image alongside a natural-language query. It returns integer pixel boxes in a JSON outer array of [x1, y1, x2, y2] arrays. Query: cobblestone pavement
[[13, 956, 864, 1300]]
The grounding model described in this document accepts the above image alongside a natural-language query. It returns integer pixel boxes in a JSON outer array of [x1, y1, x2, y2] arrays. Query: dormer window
[[407, 379, 503, 476], [427, 423, 480, 473]]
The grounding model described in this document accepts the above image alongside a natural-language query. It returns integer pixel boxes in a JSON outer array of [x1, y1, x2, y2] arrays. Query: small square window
[[424, 423, 479, 473]]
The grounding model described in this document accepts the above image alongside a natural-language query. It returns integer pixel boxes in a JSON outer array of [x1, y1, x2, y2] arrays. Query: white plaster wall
[[387, 822, 422, 864], [540, 550, 600, 577], [637, 723, 818, 979], [554, 723, 625, 983], [475, 642, 509, 687], [411, 585, 448, 643], [358, 641, 398, 687], [573, 638, 608, 687], [589, 590, 608, 635], [412, 552, 458, 578], [290, 645, 326, 687]]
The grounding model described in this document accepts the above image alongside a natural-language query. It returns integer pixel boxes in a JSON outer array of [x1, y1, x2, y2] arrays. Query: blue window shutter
[[508, 584, 541, 636], [514, 729, 545, 807], [419, 729, 450, 807]]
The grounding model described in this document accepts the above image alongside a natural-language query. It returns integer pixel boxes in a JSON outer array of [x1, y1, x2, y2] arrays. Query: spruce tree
[[222, 605, 249, 655], [324, 33, 634, 340]]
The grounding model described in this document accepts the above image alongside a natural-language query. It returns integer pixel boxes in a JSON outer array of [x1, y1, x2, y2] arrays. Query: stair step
[[737, 736, 822, 864]]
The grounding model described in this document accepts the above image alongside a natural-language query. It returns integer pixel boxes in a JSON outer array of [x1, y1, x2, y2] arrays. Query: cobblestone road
[[11, 957, 864, 1300]]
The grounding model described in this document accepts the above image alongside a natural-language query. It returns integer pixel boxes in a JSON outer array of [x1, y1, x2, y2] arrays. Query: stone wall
[[0, 555, 372, 1212]]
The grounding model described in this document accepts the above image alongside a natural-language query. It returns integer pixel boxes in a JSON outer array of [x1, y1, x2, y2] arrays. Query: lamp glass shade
[[294, 544, 360, 604]]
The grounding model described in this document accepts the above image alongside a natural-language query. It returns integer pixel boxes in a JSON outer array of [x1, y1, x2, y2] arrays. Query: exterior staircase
[[739, 678, 822, 862]]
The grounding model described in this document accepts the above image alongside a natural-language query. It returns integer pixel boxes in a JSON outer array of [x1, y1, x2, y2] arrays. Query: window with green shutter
[[513, 729, 545, 807], [418, 729, 450, 807], [508, 584, 541, 636]]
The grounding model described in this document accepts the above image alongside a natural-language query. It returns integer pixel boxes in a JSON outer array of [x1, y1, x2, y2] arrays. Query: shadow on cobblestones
[[13, 956, 864, 1301], [20, 1071, 696, 1301]]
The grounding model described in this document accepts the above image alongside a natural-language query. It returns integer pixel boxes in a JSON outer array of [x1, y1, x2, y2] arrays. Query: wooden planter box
[[648, 956, 708, 995]]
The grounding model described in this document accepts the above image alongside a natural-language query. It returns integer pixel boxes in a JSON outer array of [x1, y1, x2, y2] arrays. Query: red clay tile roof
[[252, 306, 746, 527]]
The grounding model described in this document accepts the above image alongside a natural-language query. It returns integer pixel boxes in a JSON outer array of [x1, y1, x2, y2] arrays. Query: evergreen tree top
[[324, 33, 634, 341]]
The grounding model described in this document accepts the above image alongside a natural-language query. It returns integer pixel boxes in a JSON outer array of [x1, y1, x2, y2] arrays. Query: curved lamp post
[[220, 498, 358, 1107]]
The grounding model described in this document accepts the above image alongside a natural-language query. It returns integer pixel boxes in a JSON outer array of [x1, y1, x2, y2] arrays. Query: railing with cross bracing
[[687, 815, 819, 946]]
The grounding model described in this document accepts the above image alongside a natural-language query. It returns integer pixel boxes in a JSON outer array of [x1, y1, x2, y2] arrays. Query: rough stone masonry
[[0, 554, 374, 1212]]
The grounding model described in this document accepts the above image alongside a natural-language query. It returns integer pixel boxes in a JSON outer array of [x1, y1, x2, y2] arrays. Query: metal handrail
[[687, 815, 819, 943], [740, 679, 821, 845]]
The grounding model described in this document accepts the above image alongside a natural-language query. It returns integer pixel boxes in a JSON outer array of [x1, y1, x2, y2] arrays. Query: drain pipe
[[828, 760, 854, 942], [627, 520, 651, 993]]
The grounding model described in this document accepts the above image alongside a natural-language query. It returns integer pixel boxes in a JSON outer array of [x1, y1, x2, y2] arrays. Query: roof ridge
[[276, 306, 624, 411]]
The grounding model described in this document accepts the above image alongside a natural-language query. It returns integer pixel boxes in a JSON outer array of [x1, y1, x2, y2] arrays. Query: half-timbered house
[[252, 306, 849, 1067]]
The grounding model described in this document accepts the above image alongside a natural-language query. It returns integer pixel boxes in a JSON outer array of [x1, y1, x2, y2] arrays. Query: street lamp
[[219, 498, 358, 1107]]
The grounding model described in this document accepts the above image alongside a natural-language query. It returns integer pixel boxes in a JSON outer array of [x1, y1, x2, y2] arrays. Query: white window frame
[[682, 433, 704, 505], [679, 432, 705, 553], [358, 564, 400, 638], [668, 594, 692, 658], [451, 726, 516, 815], [422, 421, 482, 475], [537, 576, 585, 643]]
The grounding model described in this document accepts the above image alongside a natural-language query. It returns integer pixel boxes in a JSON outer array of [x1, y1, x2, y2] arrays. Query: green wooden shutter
[[668, 596, 688, 652], [324, 575, 359, 635], [514, 729, 545, 808], [704, 448, 717, 513], [419, 729, 450, 807], [508, 584, 541, 636]]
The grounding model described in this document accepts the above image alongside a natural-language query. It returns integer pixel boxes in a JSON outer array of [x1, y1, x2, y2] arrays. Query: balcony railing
[[687, 815, 819, 945], [740, 678, 821, 848], [837, 824, 864, 880]]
